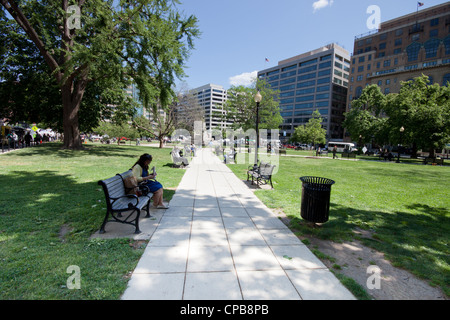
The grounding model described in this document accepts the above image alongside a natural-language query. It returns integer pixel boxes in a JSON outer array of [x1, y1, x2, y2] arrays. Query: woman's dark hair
[[132, 153, 152, 170]]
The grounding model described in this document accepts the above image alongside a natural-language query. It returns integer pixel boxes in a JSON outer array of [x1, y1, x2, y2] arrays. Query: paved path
[[101, 148, 355, 300]]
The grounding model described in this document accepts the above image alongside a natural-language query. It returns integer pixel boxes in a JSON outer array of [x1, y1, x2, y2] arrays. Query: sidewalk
[[97, 148, 355, 300]]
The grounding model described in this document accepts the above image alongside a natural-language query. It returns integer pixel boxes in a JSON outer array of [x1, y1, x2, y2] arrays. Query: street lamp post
[[254, 91, 262, 166], [397, 126, 405, 163]]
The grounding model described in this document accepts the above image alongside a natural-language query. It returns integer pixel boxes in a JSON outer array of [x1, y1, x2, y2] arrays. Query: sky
[[175, 0, 448, 90]]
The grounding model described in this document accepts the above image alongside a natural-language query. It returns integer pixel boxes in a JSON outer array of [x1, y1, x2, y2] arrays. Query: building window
[[429, 29, 438, 38], [395, 38, 402, 46], [424, 38, 440, 58], [443, 74, 450, 86], [445, 36, 450, 55], [407, 42, 422, 62], [355, 86, 363, 98], [430, 18, 439, 27]]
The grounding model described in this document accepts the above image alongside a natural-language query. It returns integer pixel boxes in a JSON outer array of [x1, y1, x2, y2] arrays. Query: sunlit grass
[[228, 155, 450, 296]]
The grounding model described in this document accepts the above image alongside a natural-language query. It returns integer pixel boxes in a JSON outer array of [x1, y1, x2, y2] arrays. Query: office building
[[258, 43, 350, 142], [189, 84, 231, 133], [348, 2, 450, 106]]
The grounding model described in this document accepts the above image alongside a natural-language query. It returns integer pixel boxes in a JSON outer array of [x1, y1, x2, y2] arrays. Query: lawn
[[0, 142, 185, 299], [228, 154, 450, 297]]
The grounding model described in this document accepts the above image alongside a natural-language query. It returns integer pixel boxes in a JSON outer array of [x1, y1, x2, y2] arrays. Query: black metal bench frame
[[247, 161, 276, 189], [424, 157, 444, 165], [342, 152, 356, 159], [98, 170, 153, 234]]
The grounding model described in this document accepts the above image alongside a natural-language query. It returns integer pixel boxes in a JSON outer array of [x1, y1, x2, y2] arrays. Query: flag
[[265, 58, 269, 62], [418, 2, 424, 7]]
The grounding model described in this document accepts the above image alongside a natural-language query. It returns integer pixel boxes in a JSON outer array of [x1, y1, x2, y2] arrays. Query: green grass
[[228, 155, 450, 297], [0, 142, 185, 299]]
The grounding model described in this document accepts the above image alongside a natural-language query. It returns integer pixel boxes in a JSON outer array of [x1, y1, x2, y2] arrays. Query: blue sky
[[175, 0, 447, 90]]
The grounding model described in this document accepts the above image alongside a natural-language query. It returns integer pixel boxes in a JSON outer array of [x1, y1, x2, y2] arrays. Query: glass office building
[[257, 44, 350, 143]]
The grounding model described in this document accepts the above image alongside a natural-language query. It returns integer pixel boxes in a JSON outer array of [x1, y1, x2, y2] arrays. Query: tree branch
[[1, 0, 61, 81]]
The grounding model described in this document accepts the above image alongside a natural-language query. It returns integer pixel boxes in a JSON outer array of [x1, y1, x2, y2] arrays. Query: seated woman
[[131, 153, 169, 209]]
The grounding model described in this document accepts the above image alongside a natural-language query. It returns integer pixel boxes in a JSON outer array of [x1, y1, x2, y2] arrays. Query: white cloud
[[229, 71, 258, 87], [312, 0, 334, 12]]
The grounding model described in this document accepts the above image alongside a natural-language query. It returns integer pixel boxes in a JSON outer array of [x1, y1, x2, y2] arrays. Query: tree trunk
[[429, 147, 436, 159], [159, 137, 164, 148], [411, 142, 418, 159], [61, 80, 87, 150]]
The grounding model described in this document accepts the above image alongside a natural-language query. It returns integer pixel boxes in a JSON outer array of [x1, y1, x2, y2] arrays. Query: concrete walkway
[[98, 148, 355, 300]]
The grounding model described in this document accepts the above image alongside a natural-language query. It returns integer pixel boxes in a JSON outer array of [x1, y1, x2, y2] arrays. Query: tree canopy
[[0, 0, 199, 149], [224, 79, 283, 131], [291, 110, 327, 146], [343, 75, 450, 157]]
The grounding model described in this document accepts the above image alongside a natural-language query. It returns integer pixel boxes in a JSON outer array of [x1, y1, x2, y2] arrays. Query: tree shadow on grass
[[7, 143, 147, 159], [0, 170, 105, 234]]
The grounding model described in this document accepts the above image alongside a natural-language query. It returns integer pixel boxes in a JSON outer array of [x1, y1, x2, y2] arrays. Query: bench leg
[[133, 209, 141, 234], [144, 200, 151, 218], [99, 211, 110, 234]]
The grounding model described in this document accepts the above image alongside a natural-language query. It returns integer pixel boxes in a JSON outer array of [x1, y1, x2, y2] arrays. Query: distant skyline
[[176, 0, 448, 90]]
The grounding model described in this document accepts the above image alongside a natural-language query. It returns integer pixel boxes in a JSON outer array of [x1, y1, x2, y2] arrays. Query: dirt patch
[[274, 210, 447, 300], [58, 224, 73, 242]]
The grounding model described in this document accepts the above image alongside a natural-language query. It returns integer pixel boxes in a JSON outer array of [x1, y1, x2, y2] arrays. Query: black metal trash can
[[300, 176, 335, 223]]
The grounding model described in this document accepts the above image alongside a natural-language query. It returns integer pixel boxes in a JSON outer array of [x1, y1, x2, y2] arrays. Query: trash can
[[299, 176, 335, 223]]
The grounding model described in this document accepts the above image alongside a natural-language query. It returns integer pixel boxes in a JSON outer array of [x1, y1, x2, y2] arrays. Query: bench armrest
[[110, 194, 140, 207]]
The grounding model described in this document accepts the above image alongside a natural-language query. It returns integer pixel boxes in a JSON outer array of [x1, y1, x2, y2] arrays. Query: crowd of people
[[1, 129, 58, 151]]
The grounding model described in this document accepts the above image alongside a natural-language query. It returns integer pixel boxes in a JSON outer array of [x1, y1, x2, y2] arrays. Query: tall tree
[[386, 76, 450, 158], [132, 102, 177, 148], [291, 110, 326, 146], [343, 85, 390, 146], [344, 75, 450, 157], [224, 79, 282, 131], [1, 0, 199, 149]]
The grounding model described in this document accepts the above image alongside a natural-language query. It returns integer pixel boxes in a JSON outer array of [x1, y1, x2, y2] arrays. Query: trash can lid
[[300, 176, 335, 185]]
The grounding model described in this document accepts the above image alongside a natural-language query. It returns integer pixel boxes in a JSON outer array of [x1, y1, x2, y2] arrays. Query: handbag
[[123, 176, 142, 196]]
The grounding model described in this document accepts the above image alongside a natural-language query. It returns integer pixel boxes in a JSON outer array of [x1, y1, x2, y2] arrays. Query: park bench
[[247, 161, 276, 189], [318, 150, 328, 157], [97, 170, 153, 234], [224, 149, 237, 164], [278, 148, 287, 155], [342, 152, 356, 159], [424, 157, 444, 166], [171, 148, 189, 167]]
